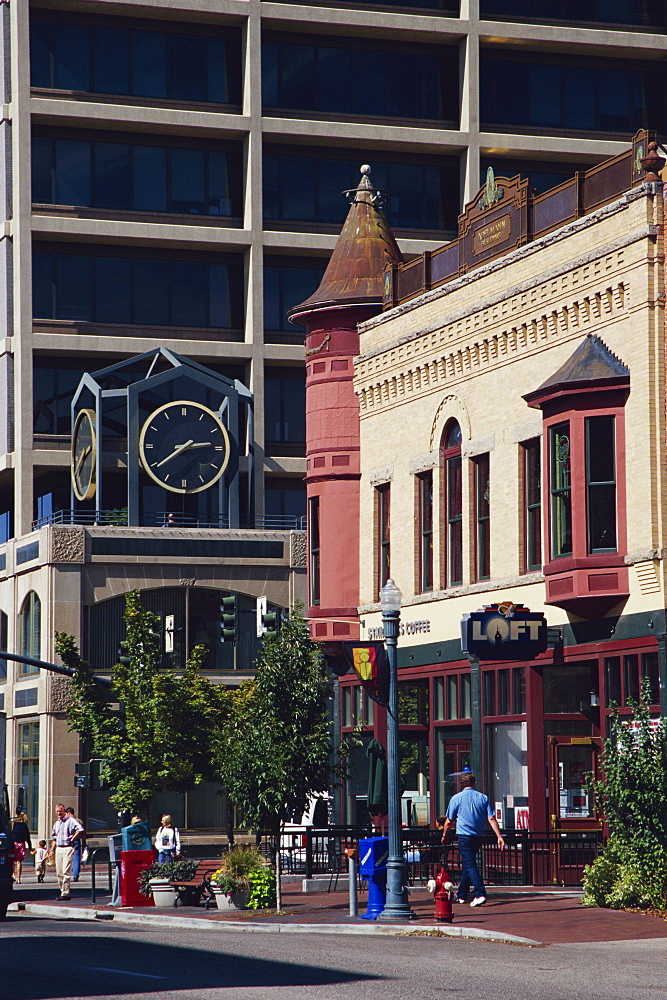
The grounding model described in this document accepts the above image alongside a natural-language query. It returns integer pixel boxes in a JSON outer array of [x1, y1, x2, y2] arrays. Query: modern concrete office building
[[1, 0, 665, 835]]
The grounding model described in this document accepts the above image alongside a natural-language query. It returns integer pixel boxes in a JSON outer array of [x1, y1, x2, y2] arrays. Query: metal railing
[[262, 826, 604, 887], [32, 510, 307, 531], [89, 846, 113, 904]]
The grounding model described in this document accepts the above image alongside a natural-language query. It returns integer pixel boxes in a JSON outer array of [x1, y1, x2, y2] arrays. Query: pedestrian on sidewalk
[[49, 802, 84, 900], [65, 807, 86, 882], [35, 840, 48, 883], [440, 771, 505, 907], [10, 809, 32, 884], [154, 815, 181, 863]]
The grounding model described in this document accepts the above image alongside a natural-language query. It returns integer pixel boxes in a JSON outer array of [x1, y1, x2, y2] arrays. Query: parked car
[[0, 803, 14, 919]]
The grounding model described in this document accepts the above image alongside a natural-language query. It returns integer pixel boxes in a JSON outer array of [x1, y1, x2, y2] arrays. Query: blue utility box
[[121, 821, 152, 852], [359, 836, 388, 920]]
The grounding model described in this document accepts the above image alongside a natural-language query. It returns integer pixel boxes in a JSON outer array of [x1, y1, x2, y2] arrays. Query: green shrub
[[211, 845, 276, 908], [582, 837, 667, 910], [246, 864, 277, 909]]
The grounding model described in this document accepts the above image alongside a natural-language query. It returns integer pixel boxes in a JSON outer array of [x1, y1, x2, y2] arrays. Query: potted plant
[[211, 845, 276, 911], [139, 859, 199, 907]]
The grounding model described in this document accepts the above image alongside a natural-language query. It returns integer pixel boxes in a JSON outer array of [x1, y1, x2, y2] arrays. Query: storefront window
[[486, 721, 528, 819], [18, 720, 40, 831], [543, 662, 596, 713], [398, 679, 429, 726]]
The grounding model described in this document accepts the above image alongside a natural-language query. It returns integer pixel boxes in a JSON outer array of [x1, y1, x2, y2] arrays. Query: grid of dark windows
[[604, 652, 659, 707], [32, 135, 243, 219], [550, 421, 572, 558], [263, 39, 458, 123], [264, 480, 306, 522], [480, 1, 665, 27], [586, 415, 617, 553], [264, 373, 306, 446], [377, 484, 391, 595], [32, 250, 244, 330], [417, 471, 434, 593], [480, 158, 597, 195], [443, 421, 462, 587], [523, 438, 541, 571], [473, 453, 490, 581], [264, 152, 458, 232], [309, 496, 320, 606], [30, 17, 242, 105], [264, 263, 327, 332], [480, 56, 658, 134]]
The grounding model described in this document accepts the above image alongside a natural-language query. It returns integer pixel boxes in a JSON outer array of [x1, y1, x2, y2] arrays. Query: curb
[[15, 902, 542, 946]]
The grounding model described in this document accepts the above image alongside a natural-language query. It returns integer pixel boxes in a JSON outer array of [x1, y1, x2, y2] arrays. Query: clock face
[[139, 400, 231, 494], [71, 408, 97, 501]]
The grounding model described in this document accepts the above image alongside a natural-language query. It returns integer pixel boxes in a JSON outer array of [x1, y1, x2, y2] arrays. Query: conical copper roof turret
[[287, 165, 403, 326]]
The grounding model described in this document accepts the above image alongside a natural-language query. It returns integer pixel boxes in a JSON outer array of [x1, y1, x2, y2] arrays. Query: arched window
[[441, 420, 462, 587], [18, 592, 41, 675]]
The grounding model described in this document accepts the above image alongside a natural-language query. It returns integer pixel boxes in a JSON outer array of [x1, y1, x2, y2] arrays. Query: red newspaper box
[[120, 849, 154, 907]]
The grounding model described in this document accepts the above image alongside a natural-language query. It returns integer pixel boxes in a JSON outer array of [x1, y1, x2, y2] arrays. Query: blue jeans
[[158, 850, 175, 864], [72, 841, 81, 880], [456, 835, 486, 901]]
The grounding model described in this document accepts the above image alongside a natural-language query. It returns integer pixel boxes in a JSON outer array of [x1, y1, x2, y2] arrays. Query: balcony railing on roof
[[32, 509, 306, 532]]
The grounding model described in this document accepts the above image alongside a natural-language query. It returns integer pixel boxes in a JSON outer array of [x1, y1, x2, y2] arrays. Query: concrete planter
[[149, 878, 176, 907], [212, 886, 248, 910]]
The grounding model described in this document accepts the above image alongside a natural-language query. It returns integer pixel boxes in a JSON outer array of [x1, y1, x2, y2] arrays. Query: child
[[35, 840, 48, 883], [154, 815, 180, 863]]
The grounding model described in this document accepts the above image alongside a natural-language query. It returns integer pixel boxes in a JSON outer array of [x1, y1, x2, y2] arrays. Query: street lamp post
[[378, 579, 415, 921]]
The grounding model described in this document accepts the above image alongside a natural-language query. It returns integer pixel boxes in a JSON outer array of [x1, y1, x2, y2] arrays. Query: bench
[[169, 859, 219, 908]]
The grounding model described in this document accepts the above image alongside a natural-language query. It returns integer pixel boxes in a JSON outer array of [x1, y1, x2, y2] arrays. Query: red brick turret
[[288, 166, 403, 643]]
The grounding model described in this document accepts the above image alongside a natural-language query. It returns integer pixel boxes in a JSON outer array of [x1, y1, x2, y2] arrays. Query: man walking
[[440, 771, 505, 907], [48, 802, 84, 900]]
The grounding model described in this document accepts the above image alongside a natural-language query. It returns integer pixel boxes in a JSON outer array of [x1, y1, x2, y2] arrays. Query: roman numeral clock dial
[[139, 400, 231, 494]]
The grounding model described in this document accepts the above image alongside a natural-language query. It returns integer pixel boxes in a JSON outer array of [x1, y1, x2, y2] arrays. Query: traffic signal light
[[261, 608, 282, 639], [221, 594, 238, 643], [74, 762, 90, 788], [117, 641, 130, 665]]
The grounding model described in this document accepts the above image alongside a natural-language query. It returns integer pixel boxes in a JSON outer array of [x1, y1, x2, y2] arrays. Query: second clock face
[[139, 400, 231, 494]]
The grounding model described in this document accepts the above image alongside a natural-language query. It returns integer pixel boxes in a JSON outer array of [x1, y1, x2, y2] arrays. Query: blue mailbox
[[121, 821, 152, 852], [359, 836, 388, 920]]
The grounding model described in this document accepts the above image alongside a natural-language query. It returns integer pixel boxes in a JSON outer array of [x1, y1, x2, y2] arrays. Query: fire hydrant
[[427, 866, 455, 923]]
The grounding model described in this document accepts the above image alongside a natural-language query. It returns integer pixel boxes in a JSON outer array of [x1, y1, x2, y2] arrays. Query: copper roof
[[524, 334, 629, 405], [287, 165, 403, 326]]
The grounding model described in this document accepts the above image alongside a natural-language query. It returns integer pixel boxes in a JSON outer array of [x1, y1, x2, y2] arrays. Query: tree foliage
[[58, 590, 230, 816], [212, 603, 332, 839], [582, 680, 667, 909]]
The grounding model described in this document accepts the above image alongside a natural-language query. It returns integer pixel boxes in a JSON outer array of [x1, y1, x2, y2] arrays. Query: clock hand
[[75, 445, 92, 477], [155, 439, 194, 468]]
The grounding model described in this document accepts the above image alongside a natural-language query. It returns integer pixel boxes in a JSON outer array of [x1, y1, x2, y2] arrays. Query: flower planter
[[212, 886, 248, 910], [149, 878, 176, 908]]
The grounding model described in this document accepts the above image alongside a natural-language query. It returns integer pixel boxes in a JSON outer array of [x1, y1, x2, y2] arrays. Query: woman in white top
[[154, 814, 181, 863]]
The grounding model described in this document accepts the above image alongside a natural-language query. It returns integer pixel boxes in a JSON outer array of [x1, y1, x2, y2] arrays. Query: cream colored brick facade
[[355, 185, 666, 643]]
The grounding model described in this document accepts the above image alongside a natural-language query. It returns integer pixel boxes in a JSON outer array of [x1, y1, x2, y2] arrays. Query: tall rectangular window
[[523, 438, 541, 571], [446, 453, 462, 586], [377, 484, 391, 595], [18, 720, 40, 831], [309, 496, 320, 607], [550, 421, 572, 557], [417, 471, 433, 593], [586, 415, 616, 553], [473, 453, 490, 581]]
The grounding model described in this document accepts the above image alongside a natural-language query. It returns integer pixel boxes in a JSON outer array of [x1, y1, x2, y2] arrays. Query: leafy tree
[[57, 590, 230, 818], [212, 602, 333, 911], [582, 680, 667, 909]]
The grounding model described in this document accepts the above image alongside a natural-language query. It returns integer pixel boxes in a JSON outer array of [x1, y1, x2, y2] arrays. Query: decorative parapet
[[49, 526, 85, 564]]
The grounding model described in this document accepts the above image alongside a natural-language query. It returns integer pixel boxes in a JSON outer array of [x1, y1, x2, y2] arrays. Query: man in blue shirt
[[441, 771, 505, 906]]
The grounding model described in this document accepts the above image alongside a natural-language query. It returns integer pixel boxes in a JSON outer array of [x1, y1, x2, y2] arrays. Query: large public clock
[[71, 408, 97, 501], [139, 400, 231, 494]]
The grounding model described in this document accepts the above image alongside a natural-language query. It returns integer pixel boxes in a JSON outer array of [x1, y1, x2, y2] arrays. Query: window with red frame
[[417, 470, 433, 593], [522, 438, 541, 571], [442, 420, 462, 587], [472, 452, 490, 581]]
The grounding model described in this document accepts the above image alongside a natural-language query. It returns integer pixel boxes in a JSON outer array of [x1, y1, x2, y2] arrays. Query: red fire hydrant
[[428, 866, 455, 923]]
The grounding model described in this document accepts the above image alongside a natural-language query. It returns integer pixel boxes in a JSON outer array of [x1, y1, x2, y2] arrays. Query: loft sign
[[460, 602, 547, 661]]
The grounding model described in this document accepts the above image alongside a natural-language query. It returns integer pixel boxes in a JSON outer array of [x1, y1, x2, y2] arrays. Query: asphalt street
[[3, 914, 667, 1000]]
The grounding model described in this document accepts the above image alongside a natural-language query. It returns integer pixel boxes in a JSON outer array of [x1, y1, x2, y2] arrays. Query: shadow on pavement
[[3, 933, 381, 999]]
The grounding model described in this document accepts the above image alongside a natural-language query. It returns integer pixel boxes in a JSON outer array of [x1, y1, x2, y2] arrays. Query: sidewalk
[[10, 875, 667, 946]]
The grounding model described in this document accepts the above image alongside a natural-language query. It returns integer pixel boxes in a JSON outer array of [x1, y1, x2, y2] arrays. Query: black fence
[[265, 826, 604, 887]]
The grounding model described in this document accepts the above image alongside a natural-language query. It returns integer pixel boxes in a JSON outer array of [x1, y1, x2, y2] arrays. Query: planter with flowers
[[211, 845, 276, 911]]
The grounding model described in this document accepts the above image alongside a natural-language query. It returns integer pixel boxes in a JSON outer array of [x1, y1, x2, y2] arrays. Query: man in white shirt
[[49, 802, 84, 900]]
